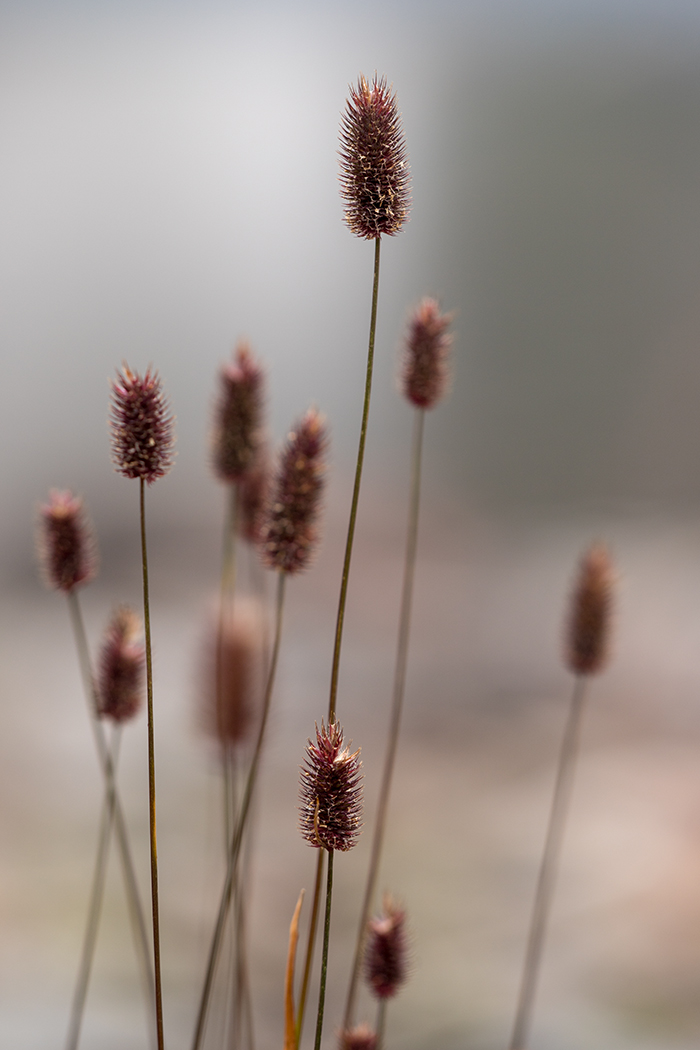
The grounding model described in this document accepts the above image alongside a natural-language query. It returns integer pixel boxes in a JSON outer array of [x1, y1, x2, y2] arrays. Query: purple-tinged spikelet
[[364, 895, 408, 1000], [338, 1026, 377, 1050], [565, 543, 614, 676], [339, 73, 410, 240], [238, 450, 270, 545], [98, 606, 145, 723], [212, 341, 265, 483], [299, 721, 362, 852], [38, 489, 96, 592], [109, 365, 174, 483], [260, 409, 327, 575], [402, 298, 453, 409], [202, 601, 263, 750]]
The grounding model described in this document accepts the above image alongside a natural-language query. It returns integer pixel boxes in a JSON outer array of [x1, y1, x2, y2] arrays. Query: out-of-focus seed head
[[339, 73, 410, 240], [109, 364, 175, 483], [200, 600, 263, 751], [338, 1026, 378, 1050], [402, 298, 453, 409], [299, 720, 362, 852], [565, 543, 614, 676], [365, 895, 408, 1000], [98, 606, 145, 723], [37, 489, 97, 592], [211, 341, 265, 483], [238, 449, 270, 545], [260, 409, 327, 575]]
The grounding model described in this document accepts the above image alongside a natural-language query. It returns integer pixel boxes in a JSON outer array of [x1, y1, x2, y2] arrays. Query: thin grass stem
[[375, 1000, 387, 1050], [140, 478, 165, 1050], [508, 674, 588, 1050], [313, 850, 335, 1050], [343, 408, 424, 1030], [294, 849, 325, 1048], [191, 571, 287, 1050]]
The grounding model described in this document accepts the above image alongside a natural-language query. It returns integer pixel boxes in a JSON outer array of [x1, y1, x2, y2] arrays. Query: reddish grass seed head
[[365, 895, 408, 1000], [339, 73, 410, 240], [109, 365, 174, 483], [38, 489, 97, 592], [260, 408, 327, 575], [338, 1026, 378, 1050], [212, 341, 265, 483], [565, 543, 614, 676], [98, 606, 145, 723], [299, 721, 362, 852], [202, 601, 263, 750], [402, 298, 453, 409]]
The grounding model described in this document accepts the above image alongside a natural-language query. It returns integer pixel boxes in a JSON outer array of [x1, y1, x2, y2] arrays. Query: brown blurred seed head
[[37, 489, 97, 592], [260, 408, 327, 575], [339, 73, 410, 240], [565, 543, 614, 676], [365, 895, 408, 1000], [402, 298, 453, 409], [212, 341, 265, 483], [338, 1026, 378, 1050], [109, 364, 174, 483], [98, 606, 145, 723], [202, 601, 263, 751], [299, 720, 362, 852], [238, 448, 271, 545]]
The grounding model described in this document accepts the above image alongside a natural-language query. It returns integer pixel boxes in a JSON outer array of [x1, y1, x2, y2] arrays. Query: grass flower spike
[[402, 298, 453, 409], [212, 341, 265, 483], [299, 721, 362, 853], [38, 489, 96, 592], [566, 542, 614, 676], [204, 603, 262, 749], [339, 74, 410, 240], [339, 1026, 378, 1050], [98, 607, 145, 724], [110, 365, 174, 483], [365, 896, 407, 999]]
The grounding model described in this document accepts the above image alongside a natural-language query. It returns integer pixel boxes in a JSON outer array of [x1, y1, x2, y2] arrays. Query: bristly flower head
[[565, 543, 614, 676], [211, 341, 265, 483], [299, 720, 362, 852], [339, 1026, 377, 1050], [402, 298, 453, 409], [339, 73, 410, 240], [201, 600, 263, 750], [109, 364, 174, 483], [365, 895, 408, 1000], [37, 489, 97, 592], [98, 606, 145, 723], [260, 408, 327, 575]]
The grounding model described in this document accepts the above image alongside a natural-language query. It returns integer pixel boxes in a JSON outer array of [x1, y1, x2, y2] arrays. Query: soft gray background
[[4, 1, 700, 1048]]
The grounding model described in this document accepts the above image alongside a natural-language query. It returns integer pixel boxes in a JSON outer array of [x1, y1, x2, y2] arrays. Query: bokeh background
[[5, 0, 700, 1047]]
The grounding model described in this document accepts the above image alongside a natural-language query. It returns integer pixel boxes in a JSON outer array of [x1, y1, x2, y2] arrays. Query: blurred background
[[4, 0, 700, 1047]]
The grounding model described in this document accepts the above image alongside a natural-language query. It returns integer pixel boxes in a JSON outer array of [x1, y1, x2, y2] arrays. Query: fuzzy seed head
[[109, 364, 174, 483], [238, 450, 270, 545], [565, 543, 614, 676], [365, 895, 408, 1000], [260, 409, 327, 575], [402, 298, 453, 409], [201, 601, 263, 750], [339, 73, 410, 240], [339, 1027, 377, 1050], [37, 489, 97, 592], [299, 721, 362, 852], [212, 341, 265, 483], [98, 606, 145, 723]]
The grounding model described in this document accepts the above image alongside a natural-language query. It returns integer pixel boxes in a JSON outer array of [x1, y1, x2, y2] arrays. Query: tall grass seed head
[[339, 1027, 377, 1050], [200, 600, 264, 751], [299, 720, 362, 852], [402, 298, 453, 409], [212, 341, 265, 483], [339, 73, 410, 240], [98, 606, 145, 723], [365, 895, 408, 1000], [37, 489, 97, 592], [109, 364, 174, 483], [565, 543, 614, 676], [260, 408, 327, 575]]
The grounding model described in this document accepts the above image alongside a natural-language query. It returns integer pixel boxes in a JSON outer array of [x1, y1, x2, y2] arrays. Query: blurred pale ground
[[6, 0, 700, 1048]]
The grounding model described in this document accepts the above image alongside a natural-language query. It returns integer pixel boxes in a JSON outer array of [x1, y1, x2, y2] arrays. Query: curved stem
[[192, 571, 287, 1050], [313, 850, 334, 1050], [328, 234, 381, 725], [343, 408, 424, 1030], [508, 675, 588, 1050], [66, 591, 156, 1049], [64, 727, 121, 1050], [140, 479, 165, 1050], [294, 849, 325, 1048]]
